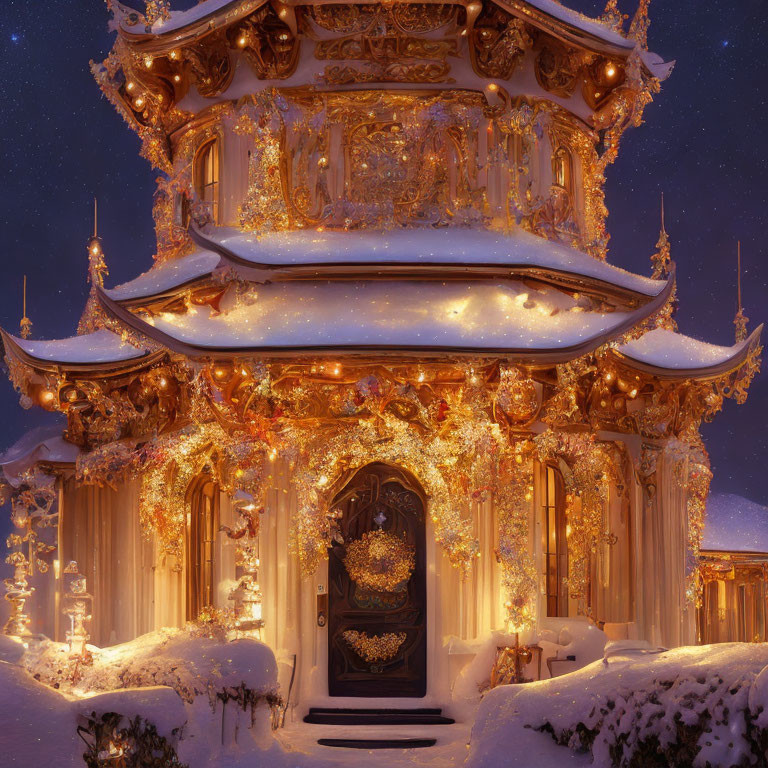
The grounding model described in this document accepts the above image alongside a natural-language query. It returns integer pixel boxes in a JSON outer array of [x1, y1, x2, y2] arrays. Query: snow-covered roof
[[702, 493, 768, 554], [511, 0, 633, 50], [138, 277, 644, 354], [614, 327, 760, 374], [200, 227, 665, 298], [129, 0, 643, 59], [11, 329, 149, 365], [0, 423, 79, 481], [106, 250, 221, 302]]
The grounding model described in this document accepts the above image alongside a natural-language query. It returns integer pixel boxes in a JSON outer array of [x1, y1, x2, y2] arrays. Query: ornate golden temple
[[1, 0, 761, 704]]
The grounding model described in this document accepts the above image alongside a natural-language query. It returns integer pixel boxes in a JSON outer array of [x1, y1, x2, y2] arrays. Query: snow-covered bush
[[24, 625, 279, 710], [6, 625, 283, 767], [468, 643, 768, 768]]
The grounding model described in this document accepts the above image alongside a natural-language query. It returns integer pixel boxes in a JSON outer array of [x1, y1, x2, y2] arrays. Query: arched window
[[543, 464, 569, 617], [552, 146, 573, 193], [194, 138, 220, 223], [185, 474, 220, 621]]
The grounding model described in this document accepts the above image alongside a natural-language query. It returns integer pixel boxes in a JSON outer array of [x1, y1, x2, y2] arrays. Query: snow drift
[[468, 643, 768, 768]]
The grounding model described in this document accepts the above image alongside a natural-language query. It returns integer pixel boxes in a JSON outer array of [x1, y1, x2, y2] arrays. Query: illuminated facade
[[1, 0, 761, 703]]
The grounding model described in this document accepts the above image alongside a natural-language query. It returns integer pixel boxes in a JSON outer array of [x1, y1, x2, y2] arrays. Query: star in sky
[[10, 33, 20, 43]]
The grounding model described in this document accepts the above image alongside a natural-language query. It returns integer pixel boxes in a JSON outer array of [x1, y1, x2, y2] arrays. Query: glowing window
[[552, 146, 573, 193], [195, 138, 220, 223], [543, 464, 569, 618]]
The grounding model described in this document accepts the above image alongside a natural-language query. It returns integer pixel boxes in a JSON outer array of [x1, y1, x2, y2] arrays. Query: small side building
[[698, 493, 768, 644]]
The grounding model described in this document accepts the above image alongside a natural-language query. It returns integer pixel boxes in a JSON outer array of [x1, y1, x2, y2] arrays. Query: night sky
[[0, 0, 766, 510]]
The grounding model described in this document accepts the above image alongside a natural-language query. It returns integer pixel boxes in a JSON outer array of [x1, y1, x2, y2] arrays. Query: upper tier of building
[[95, 0, 671, 261]]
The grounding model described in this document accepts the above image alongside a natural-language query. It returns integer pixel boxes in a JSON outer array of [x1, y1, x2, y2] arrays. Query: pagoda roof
[[0, 422, 80, 482], [610, 326, 763, 379], [109, 227, 666, 304], [120, 0, 649, 61], [0, 328, 156, 373], [106, 250, 221, 302], [99, 272, 674, 360]]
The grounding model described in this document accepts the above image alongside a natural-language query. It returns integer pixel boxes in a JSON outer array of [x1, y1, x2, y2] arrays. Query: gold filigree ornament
[[343, 630, 407, 662], [343, 529, 415, 593]]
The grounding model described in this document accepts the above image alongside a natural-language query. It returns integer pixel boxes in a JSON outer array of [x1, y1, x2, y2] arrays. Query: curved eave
[[119, 0, 641, 62], [607, 324, 763, 381], [187, 226, 663, 309], [119, 0, 268, 51], [498, 0, 634, 58], [96, 272, 673, 363], [0, 329, 168, 378]]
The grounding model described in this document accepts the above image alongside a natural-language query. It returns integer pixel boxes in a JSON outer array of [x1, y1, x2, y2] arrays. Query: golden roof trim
[[120, 0, 639, 60]]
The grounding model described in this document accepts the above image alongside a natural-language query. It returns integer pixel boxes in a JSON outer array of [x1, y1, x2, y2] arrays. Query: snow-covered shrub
[[24, 626, 279, 711], [468, 643, 768, 768]]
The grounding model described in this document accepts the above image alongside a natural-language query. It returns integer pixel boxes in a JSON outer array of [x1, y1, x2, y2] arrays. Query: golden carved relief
[[185, 31, 234, 98], [534, 39, 582, 97], [470, 4, 531, 79], [229, 4, 300, 79]]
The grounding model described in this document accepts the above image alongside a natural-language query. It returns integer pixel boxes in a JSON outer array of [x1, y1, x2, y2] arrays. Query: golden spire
[[629, 0, 650, 49], [734, 241, 749, 343], [19, 275, 32, 339], [87, 198, 108, 288], [650, 192, 671, 279]]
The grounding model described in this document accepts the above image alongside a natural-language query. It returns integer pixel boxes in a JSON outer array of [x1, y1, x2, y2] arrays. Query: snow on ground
[[703, 493, 768, 553], [467, 643, 768, 768], [2, 627, 312, 768], [7, 623, 768, 767]]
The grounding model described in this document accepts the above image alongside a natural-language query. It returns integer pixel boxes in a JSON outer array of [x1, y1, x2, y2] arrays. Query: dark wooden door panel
[[328, 463, 427, 698]]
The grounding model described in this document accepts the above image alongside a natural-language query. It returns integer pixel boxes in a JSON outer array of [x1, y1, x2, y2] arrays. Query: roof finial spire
[[629, 0, 650, 49], [144, 0, 171, 30], [601, 0, 626, 32], [650, 192, 671, 279], [19, 275, 32, 340], [87, 198, 108, 289], [734, 240, 749, 343]]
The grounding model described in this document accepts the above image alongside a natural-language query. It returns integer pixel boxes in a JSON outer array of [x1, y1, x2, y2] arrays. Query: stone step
[[317, 737, 437, 750], [305, 707, 454, 726]]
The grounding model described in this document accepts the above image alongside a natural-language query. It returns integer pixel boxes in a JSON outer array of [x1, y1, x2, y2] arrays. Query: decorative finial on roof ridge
[[650, 192, 671, 279], [628, 0, 650, 48], [600, 0, 627, 33], [734, 241, 749, 343], [19, 275, 32, 340], [650, 192, 676, 332], [87, 198, 108, 290], [144, 0, 171, 30]]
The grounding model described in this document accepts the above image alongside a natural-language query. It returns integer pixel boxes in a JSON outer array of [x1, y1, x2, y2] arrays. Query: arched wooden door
[[328, 463, 427, 697]]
